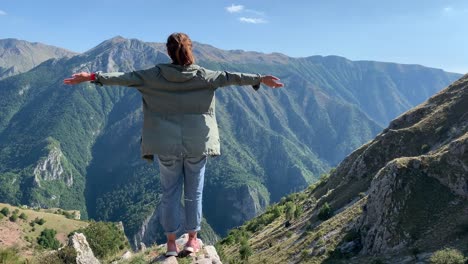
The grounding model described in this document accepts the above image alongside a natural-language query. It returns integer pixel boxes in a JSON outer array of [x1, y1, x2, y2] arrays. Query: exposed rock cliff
[[34, 146, 73, 187]]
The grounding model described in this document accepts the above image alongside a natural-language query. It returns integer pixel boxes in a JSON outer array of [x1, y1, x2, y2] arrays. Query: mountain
[[0, 37, 461, 248], [218, 74, 468, 263], [0, 39, 77, 79]]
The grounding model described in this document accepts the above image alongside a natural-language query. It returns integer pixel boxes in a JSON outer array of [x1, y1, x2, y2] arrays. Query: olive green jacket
[[92, 63, 262, 161]]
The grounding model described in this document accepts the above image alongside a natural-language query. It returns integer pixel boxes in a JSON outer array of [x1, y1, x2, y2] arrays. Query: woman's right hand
[[63, 72, 93, 85], [261, 75, 284, 88]]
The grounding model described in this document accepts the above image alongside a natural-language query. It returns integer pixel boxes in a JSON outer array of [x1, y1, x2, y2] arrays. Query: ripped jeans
[[158, 155, 207, 235]]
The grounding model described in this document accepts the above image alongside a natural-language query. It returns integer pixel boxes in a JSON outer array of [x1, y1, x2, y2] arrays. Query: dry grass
[[0, 203, 88, 258]]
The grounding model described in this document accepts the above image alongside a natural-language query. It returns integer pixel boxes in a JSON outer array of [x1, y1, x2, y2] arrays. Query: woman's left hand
[[63, 72, 93, 85]]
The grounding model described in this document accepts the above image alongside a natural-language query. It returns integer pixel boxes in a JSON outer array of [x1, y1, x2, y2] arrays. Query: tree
[[37, 229, 61, 250], [0, 207, 9, 217]]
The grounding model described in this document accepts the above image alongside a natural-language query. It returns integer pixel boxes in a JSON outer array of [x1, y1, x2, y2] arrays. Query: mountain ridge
[[0, 38, 77, 79], [0, 37, 461, 249]]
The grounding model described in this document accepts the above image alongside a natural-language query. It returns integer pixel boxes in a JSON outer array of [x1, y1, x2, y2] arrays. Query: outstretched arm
[[64, 71, 146, 87], [205, 70, 284, 90]]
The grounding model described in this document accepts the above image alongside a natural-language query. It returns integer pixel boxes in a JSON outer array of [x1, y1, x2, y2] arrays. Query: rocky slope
[[0, 38, 76, 79], [219, 74, 468, 263], [0, 37, 461, 250]]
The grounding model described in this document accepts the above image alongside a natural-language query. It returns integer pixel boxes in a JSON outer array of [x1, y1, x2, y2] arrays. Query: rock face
[[306, 74, 468, 257], [133, 207, 164, 250], [33, 146, 73, 187], [228, 184, 269, 226], [355, 75, 468, 255], [69, 233, 100, 264]]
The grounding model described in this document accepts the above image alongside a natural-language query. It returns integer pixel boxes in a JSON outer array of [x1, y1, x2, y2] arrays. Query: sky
[[1, 0, 467, 73]]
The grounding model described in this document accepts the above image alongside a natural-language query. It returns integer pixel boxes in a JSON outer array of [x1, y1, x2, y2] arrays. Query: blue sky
[[1, 0, 467, 73]]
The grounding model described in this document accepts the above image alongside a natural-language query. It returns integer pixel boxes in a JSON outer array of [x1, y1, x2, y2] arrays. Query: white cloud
[[226, 4, 244, 13], [226, 4, 268, 24], [239, 17, 267, 24], [0, 10, 7, 16]]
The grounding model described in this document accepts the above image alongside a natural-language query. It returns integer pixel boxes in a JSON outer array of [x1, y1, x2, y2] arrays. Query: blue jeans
[[158, 155, 207, 235]]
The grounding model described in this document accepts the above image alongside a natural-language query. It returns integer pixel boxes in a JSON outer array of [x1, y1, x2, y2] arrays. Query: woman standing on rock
[[64, 32, 283, 257]]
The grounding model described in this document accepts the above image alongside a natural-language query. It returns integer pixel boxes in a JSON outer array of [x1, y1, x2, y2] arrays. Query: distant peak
[[110, 35, 126, 41]]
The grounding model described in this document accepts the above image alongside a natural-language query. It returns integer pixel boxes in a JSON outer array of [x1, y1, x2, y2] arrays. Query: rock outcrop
[[33, 146, 73, 187], [154, 234, 222, 264], [68, 233, 100, 264]]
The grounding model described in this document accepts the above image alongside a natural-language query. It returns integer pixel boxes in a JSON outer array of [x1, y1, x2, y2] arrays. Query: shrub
[[19, 213, 27, 220], [294, 205, 303, 219], [0, 207, 9, 216], [285, 202, 296, 221], [62, 211, 74, 219], [300, 249, 310, 260], [37, 229, 61, 250], [35, 217, 46, 225], [75, 221, 129, 259], [57, 246, 78, 263], [221, 234, 235, 245], [9, 214, 18, 222], [430, 248, 466, 264], [239, 238, 252, 261], [318, 202, 333, 221], [272, 205, 282, 218]]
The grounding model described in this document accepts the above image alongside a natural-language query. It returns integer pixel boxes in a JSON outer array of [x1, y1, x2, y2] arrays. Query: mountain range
[[0, 39, 76, 79], [0, 37, 461, 248]]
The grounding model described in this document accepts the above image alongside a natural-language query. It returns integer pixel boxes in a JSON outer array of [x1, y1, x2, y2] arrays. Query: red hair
[[166, 33, 195, 66]]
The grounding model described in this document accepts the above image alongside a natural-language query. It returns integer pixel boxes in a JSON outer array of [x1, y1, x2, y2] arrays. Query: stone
[[121, 250, 132, 260], [69, 233, 100, 264]]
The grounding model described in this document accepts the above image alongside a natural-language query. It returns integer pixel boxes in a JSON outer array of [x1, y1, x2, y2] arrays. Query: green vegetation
[[318, 202, 333, 221], [285, 201, 296, 221], [75, 221, 129, 260], [37, 228, 61, 250], [0, 248, 25, 264], [19, 212, 28, 220], [1, 207, 10, 216], [34, 217, 46, 225], [239, 237, 253, 261], [9, 213, 18, 222], [430, 248, 467, 264]]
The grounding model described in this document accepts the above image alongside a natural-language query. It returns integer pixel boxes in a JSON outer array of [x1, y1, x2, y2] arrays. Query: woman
[[64, 32, 283, 256]]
